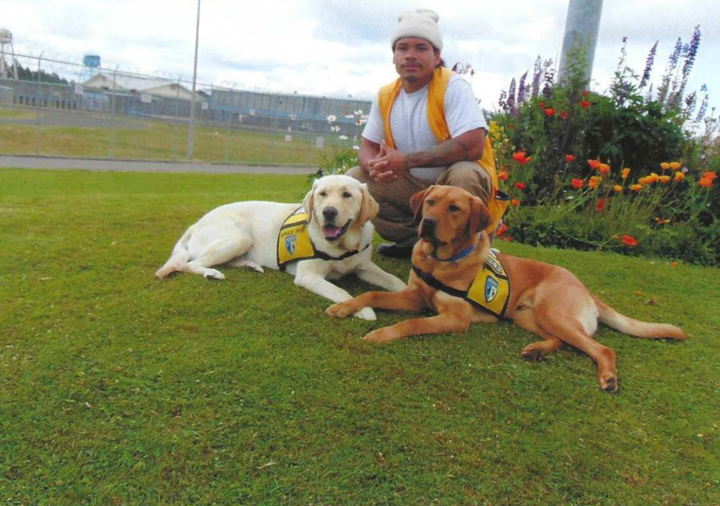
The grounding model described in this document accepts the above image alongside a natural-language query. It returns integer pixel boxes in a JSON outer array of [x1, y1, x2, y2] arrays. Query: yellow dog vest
[[277, 207, 367, 271], [412, 251, 511, 318], [377, 67, 508, 234]]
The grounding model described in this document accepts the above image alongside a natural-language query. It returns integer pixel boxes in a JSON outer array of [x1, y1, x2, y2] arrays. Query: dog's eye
[[319, 191, 327, 197], [427, 199, 435, 206], [448, 205, 460, 212], [342, 192, 352, 198]]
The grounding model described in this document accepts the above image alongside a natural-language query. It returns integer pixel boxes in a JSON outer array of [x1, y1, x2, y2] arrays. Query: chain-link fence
[[0, 53, 371, 166]]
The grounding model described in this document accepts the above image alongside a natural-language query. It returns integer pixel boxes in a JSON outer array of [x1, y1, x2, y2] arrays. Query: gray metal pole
[[110, 66, 118, 159], [558, 0, 604, 85], [187, 0, 201, 160], [35, 53, 43, 156]]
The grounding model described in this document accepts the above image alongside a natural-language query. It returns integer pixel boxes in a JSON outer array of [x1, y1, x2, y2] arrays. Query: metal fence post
[[35, 53, 43, 156], [109, 66, 118, 159]]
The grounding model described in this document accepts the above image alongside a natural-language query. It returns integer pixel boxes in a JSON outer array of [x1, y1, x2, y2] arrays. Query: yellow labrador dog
[[327, 185, 687, 391], [156, 175, 406, 320]]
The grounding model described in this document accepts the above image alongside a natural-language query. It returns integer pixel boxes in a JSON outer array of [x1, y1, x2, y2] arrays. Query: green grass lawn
[[0, 108, 345, 166], [1, 168, 718, 505]]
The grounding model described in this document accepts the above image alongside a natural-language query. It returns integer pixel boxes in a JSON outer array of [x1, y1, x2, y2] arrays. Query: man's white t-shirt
[[362, 73, 488, 182]]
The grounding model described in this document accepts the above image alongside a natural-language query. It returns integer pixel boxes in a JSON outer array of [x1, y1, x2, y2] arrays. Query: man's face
[[392, 37, 440, 85]]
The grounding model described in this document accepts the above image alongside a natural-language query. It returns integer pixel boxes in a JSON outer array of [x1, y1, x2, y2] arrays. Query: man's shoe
[[376, 243, 413, 259]]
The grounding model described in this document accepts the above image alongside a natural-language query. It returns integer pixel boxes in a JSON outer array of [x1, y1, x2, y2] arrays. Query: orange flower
[[703, 171, 717, 181], [659, 175, 671, 184], [498, 171, 509, 181], [496, 223, 509, 237], [669, 162, 682, 170], [566, 154, 575, 163], [621, 235, 638, 247], [698, 177, 714, 188], [639, 177, 650, 185], [674, 171, 685, 182], [660, 162, 671, 171], [598, 163, 611, 175], [511, 198, 521, 207], [544, 107, 556, 117], [587, 159, 601, 170], [580, 100, 591, 108], [669, 261, 678, 267], [513, 151, 531, 165], [613, 185, 623, 193], [621, 168, 631, 179], [654, 217, 671, 225], [631, 184, 643, 192], [588, 176, 602, 189], [571, 178, 584, 189]]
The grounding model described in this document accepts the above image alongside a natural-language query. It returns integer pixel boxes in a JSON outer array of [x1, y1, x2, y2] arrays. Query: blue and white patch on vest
[[285, 235, 297, 256], [485, 276, 499, 303]]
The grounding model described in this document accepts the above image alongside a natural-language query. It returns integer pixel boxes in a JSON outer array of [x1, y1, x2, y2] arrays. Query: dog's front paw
[[362, 327, 398, 344], [204, 269, 225, 280], [354, 307, 377, 321], [326, 301, 357, 319]]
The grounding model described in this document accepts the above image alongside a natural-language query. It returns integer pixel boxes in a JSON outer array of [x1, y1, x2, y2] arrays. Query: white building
[[83, 73, 200, 101]]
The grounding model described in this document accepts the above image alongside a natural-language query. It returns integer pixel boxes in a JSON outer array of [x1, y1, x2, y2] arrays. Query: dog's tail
[[155, 228, 193, 279], [594, 296, 687, 340]]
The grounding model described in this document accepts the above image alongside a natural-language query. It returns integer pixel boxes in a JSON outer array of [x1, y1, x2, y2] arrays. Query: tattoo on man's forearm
[[405, 139, 468, 169]]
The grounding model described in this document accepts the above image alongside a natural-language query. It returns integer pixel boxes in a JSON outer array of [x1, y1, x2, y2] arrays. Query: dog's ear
[[410, 186, 433, 223], [303, 180, 317, 222], [467, 195, 492, 235], [358, 183, 379, 226]]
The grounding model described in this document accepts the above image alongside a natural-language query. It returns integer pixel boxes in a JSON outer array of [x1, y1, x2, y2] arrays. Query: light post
[[187, 0, 201, 160]]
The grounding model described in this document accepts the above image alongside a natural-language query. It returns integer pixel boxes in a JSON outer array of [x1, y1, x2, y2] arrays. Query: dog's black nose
[[420, 217, 436, 238], [322, 207, 338, 221]]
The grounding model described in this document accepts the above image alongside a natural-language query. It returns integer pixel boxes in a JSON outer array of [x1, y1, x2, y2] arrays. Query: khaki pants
[[347, 161, 492, 246]]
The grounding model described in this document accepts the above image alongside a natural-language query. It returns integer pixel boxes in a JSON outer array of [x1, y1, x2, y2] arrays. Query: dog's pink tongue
[[322, 225, 341, 240]]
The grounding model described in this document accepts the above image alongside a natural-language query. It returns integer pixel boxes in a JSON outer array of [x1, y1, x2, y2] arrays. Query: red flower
[[621, 235, 638, 247], [571, 178, 584, 189], [515, 182, 527, 190], [496, 223, 509, 237], [511, 198, 521, 207], [596, 198, 605, 213], [539, 101, 545, 109], [580, 100, 591, 108], [582, 90, 589, 97], [509, 123, 515, 130], [587, 159, 601, 170], [566, 154, 575, 163], [513, 151, 531, 165], [544, 107, 556, 117], [559, 111, 569, 119], [498, 171, 509, 181]]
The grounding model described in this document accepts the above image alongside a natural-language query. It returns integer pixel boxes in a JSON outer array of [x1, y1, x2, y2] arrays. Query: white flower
[[339, 135, 348, 140], [326, 115, 337, 123], [345, 114, 354, 119], [357, 109, 363, 115], [352, 145, 360, 151], [331, 125, 341, 132]]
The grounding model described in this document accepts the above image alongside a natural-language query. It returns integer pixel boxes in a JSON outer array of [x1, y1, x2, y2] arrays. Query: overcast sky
[[4, 0, 720, 114]]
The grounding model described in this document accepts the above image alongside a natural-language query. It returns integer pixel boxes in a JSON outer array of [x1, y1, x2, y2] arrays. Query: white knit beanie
[[391, 9, 443, 51]]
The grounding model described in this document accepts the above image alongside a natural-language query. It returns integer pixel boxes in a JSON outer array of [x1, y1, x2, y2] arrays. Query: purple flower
[[531, 56, 542, 98], [507, 78, 517, 116], [517, 71, 528, 106], [682, 26, 701, 81], [639, 41, 658, 89]]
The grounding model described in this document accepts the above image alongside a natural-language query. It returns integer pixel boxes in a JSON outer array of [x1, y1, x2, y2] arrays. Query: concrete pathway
[[0, 155, 317, 175]]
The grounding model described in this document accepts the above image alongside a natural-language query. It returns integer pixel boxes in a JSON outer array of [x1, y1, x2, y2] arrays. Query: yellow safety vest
[[412, 251, 511, 318], [277, 207, 368, 271], [377, 67, 508, 234]]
